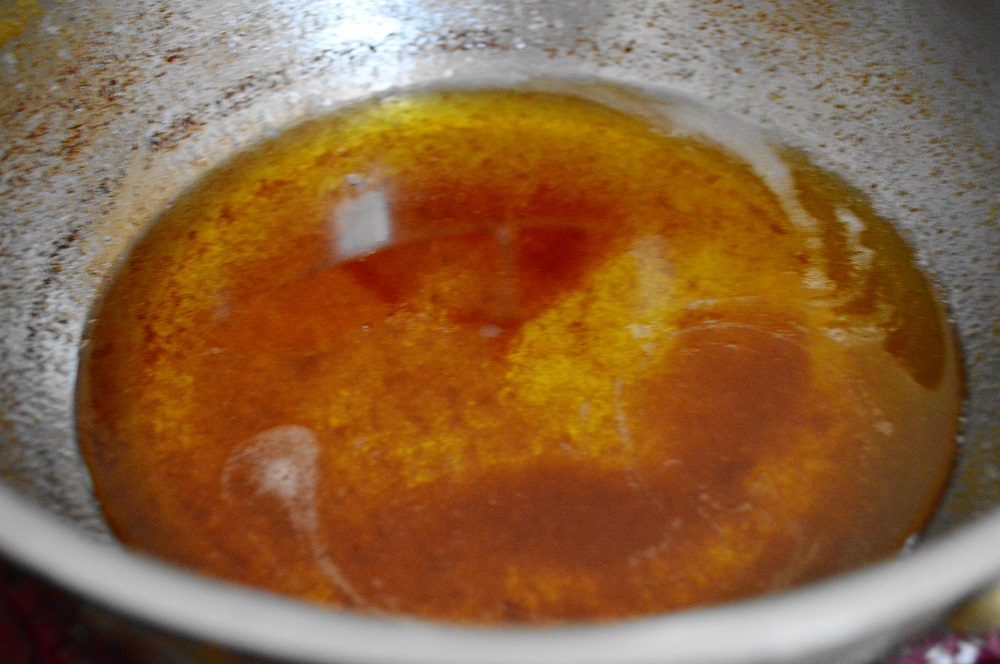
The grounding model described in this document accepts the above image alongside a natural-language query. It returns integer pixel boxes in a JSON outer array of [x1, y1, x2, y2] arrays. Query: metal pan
[[1, 1, 998, 662]]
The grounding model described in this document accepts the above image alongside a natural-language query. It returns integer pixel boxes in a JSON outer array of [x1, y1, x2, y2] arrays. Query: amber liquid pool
[[76, 84, 962, 623]]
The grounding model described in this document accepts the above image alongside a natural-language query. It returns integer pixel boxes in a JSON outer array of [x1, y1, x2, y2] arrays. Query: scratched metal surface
[[0, 1, 998, 663]]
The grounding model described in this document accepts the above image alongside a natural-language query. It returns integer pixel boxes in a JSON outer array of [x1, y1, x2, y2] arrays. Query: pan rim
[[1, 480, 998, 664]]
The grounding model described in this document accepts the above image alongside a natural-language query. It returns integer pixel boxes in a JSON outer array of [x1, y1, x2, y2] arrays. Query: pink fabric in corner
[[889, 633, 1000, 664]]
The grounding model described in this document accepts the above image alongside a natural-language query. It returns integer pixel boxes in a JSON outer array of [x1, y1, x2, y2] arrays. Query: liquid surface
[[77, 85, 962, 623]]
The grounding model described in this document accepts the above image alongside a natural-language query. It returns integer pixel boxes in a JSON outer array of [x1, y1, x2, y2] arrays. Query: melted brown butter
[[77, 86, 962, 623]]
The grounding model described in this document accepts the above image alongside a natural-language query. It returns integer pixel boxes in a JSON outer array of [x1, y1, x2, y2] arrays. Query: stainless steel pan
[[1, 1, 999, 662]]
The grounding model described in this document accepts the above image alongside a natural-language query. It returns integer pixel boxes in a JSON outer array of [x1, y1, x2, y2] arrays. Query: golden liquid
[[77, 86, 962, 623]]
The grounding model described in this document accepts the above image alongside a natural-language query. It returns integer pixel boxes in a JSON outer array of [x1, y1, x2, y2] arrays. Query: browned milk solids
[[77, 85, 961, 623]]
